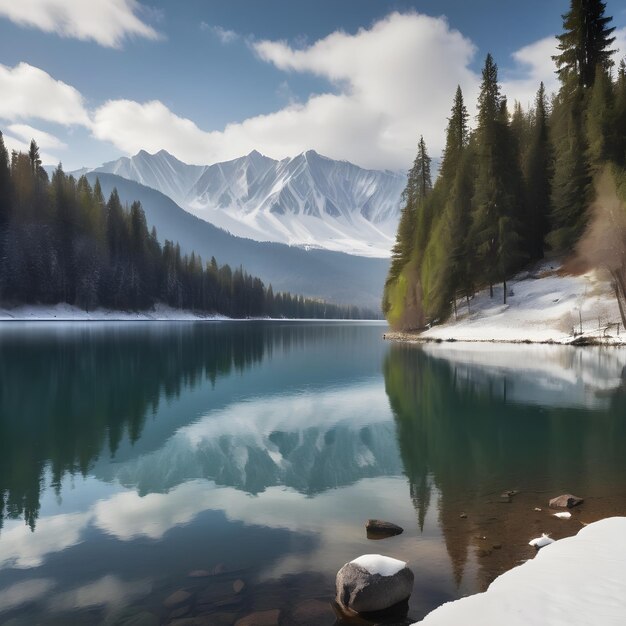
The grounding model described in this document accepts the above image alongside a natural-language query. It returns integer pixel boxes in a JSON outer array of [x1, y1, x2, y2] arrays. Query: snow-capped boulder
[[336, 554, 414, 613]]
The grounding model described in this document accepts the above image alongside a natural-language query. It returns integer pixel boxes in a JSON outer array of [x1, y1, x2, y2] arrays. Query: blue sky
[[0, 0, 625, 171]]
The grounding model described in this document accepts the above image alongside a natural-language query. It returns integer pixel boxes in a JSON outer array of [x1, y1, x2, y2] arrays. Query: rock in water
[[549, 494, 584, 509], [335, 554, 414, 613], [366, 519, 404, 539]]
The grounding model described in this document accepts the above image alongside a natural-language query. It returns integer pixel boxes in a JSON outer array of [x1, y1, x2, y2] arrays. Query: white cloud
[[5, 13, 595, 171], [89, 12, 569, 170], [201, 23, 239, 44], [501, 36, 560, 109], [0, 0, 160, 48], [91, 99, 217, 164], [7, 124, 67, 150], [0, 62, 90, 127], [93, 12, 480, 169]]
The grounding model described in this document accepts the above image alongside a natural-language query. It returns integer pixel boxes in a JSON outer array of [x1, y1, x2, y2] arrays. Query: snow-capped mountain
[[92, 149, 405, 257]]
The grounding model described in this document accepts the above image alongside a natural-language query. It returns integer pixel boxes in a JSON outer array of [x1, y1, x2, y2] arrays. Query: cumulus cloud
[[0, 62, 90, 127], [0, 0, 160, 48], [4, 12, 585, 170], [93, 12, 480, 169]]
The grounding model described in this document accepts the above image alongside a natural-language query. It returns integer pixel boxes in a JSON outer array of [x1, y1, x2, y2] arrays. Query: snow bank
[[414, 517, 626, 626], [416, 264, 625, 345], [351, 555, 406, 577], [0, 303, 229, 322]]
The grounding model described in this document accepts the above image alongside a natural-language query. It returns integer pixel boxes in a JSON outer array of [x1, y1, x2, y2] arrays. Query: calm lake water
[[1, 321, 626, 625]]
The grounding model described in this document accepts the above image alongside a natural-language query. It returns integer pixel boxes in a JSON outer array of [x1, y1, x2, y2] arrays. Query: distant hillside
[[88, 173, 389, 310]]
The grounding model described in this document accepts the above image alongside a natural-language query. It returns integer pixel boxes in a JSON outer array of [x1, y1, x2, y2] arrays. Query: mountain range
[[91, 149, 405, 257]]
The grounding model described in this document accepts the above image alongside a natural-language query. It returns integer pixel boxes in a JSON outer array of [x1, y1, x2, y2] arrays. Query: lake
[[0, 321, 625, 625]]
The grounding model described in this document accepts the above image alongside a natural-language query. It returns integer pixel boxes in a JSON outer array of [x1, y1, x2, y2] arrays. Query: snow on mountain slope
[[94, 149, 206, 208], [91, 149, 405, 257]]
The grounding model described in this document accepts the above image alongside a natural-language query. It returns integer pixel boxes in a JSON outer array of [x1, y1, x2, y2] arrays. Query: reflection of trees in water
[[0, 323, 271, 532], [384, 344, 626, 589], [0, 322, 386, 532]]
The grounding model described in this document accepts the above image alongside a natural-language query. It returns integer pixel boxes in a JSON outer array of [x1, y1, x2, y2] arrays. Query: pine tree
[[439, 86, 469, 182], [548, 77, 592, 251], [470, 54, 522, 299], [585, 65, 614, 168], [615, 59, 626, 165], [553, 0, 616, 88], [384, 135, 433, 315], [0, 132, 11, 233], [524, 83, 553, 259]]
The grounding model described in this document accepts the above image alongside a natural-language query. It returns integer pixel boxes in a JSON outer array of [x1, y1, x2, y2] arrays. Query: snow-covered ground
[[414, 517, 626, 626], [413, 263, 625, 344], [0, 303, 229, 322]]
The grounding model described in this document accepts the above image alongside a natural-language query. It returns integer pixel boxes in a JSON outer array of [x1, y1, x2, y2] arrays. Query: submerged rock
[[549, 494, 584, 508], [366, 519, 404, 539], [336, 554, 414, 613]]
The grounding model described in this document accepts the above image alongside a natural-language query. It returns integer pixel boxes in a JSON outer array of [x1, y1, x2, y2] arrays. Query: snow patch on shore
[[420, 264, 625, 344], [0, 303, 229, 322], [414, 517, 626, 626]]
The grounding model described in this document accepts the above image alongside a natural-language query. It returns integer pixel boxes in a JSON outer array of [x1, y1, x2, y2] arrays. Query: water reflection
[[385, 343, 626, 589], [0, 325, 625, 625]]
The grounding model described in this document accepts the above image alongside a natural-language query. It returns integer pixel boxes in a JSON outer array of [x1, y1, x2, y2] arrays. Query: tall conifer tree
[[553, 0, 616, 88]]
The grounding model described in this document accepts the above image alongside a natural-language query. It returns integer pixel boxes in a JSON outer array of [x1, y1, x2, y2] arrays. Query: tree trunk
[[466, 294, 470, 314], [489, 283, 493, 298], [611, 270, 626, 329], [453, 294, 458, 320], [503, 279, 507, 305]]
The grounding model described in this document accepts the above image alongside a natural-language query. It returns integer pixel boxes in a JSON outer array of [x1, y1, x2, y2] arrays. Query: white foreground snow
[[420, 264, 625, 344], [0, 303, 229, 322], [351, 555, 406, 577], [414, 517, 626, 626]]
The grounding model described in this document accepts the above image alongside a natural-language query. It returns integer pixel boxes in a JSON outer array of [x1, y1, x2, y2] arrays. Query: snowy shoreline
[[0, 303, 231, 322], [413, 516, 626, 625], [0, 303, 384, 323], [386, 263, 626, 347]]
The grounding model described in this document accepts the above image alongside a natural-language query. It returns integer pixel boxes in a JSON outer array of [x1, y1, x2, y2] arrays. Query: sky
[[0, 0, 625, 172]]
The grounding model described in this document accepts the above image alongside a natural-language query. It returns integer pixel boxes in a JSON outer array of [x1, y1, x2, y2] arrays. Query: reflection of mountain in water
[[384, 344, 626, 589], [99, 384, 402, 495], [0, 322, 389, 531]]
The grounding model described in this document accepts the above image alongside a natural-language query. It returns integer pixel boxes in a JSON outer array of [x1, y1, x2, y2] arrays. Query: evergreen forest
[[0, 142, 377, 319], [384, 0, 626, 330]]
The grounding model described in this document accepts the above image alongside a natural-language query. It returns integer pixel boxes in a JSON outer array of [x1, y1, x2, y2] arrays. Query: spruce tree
[[615, 59, 626, 165], [470, 54, 522, 300], [0, 132, 11, 232], [548, 77, 592, 251], [585, 65, 614, 168], [439, 86, 469, 182], [553, 0, 616, 88], [384, 135, 433, 315], [525, 83, 553, 259]]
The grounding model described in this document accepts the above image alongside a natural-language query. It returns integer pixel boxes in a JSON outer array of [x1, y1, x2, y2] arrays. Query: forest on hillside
[[384, 0, 626, 331], [0, 141, 378, 319]]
